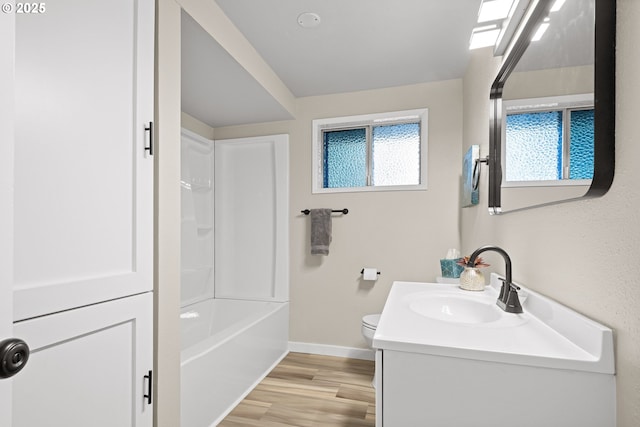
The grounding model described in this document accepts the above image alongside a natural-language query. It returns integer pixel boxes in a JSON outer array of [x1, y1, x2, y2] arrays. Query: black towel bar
[[301, 208, 349, 215]]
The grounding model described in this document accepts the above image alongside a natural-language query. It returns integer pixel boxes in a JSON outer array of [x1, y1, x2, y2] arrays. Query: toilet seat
[[362, 314, 380, 329]]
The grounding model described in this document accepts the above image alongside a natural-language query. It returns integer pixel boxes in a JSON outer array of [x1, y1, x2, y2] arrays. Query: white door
[[1, 1, 155, 425], [13, 0, 154, 321], [0, 7, 17, 424], [12, 293, 154, 427]]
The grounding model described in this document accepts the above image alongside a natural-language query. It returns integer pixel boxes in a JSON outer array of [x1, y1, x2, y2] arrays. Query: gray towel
[[310, 209, 332, 255]]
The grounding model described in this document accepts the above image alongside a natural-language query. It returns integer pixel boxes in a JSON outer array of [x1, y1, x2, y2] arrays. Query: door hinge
[[144, 370, 153, 404], [144, 122, 154, 156]]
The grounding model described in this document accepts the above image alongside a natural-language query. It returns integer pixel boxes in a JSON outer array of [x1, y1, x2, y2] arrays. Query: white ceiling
[[181, 0, 482, 128], [515, 0, 594, 72]]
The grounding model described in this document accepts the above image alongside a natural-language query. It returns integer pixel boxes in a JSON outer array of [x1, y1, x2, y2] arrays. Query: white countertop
[[373, 274, 615, 374]]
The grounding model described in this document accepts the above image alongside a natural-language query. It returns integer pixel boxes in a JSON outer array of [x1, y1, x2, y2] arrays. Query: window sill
[[502, 179, 591, 188], [312, 183, 427, 194]]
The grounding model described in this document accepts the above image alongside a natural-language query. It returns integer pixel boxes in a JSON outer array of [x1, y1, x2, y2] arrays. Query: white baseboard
[[288, 341, 375, 361]]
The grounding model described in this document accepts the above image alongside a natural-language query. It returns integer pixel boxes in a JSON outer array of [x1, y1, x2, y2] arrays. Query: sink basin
[[409, 294, 501, 324]]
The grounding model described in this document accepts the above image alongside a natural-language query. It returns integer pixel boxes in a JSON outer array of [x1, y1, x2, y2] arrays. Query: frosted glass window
[[505, 106, 594, 183], [569, 109, 594, 179], [372, 123, 420, 186], [312, 109, 427, 193], [323, 128, 367, 188], [505, 111, 563, 181]]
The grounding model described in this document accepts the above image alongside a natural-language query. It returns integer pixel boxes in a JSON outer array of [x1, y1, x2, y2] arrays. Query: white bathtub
[[180, 298, 289, 427]]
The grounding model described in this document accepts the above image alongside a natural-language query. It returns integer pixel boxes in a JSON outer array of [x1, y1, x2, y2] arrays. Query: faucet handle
[[498, 277, 521, 293]]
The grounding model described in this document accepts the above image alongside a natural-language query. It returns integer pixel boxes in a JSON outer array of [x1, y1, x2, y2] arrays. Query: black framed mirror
[[488, 0, 615, 214]]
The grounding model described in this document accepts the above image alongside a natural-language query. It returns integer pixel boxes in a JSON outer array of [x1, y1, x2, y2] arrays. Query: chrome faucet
[[467, 245, 522, 313]]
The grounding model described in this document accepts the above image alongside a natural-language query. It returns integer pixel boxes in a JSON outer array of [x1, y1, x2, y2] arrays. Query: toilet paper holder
[[360, 269, 381, 275]]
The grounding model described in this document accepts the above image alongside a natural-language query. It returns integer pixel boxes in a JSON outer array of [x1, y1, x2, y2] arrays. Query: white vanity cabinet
[[376, 349, 615, 427], [373, 278, 616, 427], [1, 1, 155, 425]]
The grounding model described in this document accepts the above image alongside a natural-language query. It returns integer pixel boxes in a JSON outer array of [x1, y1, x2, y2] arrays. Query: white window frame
[[312, 108, 428, 194], [502, 94, 593, 188]]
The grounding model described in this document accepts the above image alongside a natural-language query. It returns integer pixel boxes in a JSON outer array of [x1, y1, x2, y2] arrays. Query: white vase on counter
[[459, 267, 485, 291]]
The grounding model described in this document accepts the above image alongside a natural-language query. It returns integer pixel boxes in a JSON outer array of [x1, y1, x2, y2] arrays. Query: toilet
[[361, 314, 381, 348], [362, 314, 381, 388]]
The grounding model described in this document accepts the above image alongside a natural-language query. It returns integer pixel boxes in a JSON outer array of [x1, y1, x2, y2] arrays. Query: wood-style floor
[[218, 352, 376, 427]]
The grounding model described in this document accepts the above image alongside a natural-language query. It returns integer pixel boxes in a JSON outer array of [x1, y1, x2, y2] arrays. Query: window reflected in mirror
[[504, 94, 594, 185]]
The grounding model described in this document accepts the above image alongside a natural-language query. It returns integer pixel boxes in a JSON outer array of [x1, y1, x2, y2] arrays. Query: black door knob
[[0, 338, 30, 379]]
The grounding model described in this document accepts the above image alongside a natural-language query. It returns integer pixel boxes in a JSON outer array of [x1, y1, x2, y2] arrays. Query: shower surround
[[179, 129, 290, 427]]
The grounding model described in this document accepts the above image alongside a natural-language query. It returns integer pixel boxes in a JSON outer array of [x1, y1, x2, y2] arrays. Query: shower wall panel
[[214, 135, 289, 302], [181, 129, 215, 307]]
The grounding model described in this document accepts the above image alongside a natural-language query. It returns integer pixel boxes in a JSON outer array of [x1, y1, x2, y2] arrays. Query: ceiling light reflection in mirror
[[470, 0, 516, 50]]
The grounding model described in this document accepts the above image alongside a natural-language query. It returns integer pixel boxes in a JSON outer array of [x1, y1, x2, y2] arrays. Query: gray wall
[[215, 80, 463, 349]]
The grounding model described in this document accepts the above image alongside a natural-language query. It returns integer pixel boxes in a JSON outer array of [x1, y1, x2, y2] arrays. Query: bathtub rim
[[180, 298, 288, 366]]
